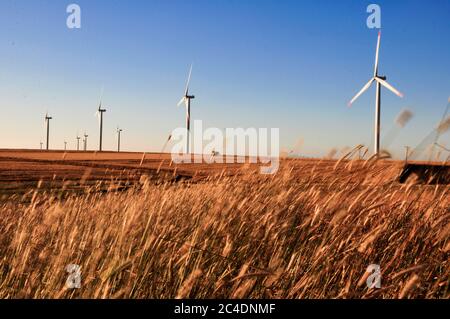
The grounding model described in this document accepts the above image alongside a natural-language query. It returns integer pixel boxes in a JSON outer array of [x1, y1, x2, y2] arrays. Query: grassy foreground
[[0, 159, 448, 299]]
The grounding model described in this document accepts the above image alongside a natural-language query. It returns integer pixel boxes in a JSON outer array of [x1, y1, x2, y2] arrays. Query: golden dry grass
[[0, 157, 448, 299]]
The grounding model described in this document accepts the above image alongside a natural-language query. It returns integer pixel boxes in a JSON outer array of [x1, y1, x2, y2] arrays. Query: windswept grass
[[0, 159, 448, 299]]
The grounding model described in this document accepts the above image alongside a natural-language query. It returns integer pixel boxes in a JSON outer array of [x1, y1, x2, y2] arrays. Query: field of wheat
[[0, 157, 448, 299]]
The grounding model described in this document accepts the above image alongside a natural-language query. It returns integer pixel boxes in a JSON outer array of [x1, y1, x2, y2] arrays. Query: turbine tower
[[76, 134, 81, 151], [117, 127, 123, 152], [348, 31, 404, 156], [177, 64, 195, 154], [83, 132, 88, 151], [45, 113, 52, 151], [64, 141, 67, 151]]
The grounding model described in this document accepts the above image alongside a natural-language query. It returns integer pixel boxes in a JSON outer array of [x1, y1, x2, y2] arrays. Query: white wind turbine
[[76, 132, 81, 151], [348, 31, 404, 156], [116, 126, 123, 153], [177, 64, 195, 154], [44, 112, 52, 151], [95, 88, 107, 152]]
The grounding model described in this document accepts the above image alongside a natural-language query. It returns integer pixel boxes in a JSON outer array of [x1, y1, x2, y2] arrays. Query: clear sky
[[0, 0, 449, 158]]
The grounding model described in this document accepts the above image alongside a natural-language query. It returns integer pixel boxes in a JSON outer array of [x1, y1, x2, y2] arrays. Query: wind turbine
[[76, 134, 81, 151], [83, 132, 89, 151], [116, 127, 123, 152], [44, 113, 52, 151], [177, 64, 195, 154], [348, 31, 404, 156], [95, 89, 107, 152]]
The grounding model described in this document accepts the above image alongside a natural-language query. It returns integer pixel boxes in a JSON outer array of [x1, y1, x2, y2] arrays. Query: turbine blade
[[98, 86, 104, 110], [177, 97, 186, 107], [348, 78, 375, 107], [184, 64, 193, 95], [375, 77, 404, 98], [94, 110, 101, 126], [374, 31, 381, 77]]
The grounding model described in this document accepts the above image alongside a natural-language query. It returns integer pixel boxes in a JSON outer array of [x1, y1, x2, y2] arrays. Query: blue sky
[[0, 0, 449, 158]]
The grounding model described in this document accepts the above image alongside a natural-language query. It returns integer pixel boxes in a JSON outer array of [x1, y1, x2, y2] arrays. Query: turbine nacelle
[[178, 95, 195, 108], [96, 106, 107, 117]]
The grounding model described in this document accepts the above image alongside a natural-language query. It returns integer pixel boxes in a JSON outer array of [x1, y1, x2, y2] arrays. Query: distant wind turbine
[[83, 132, 89, 151], [76, 133, 81, 151], [177, 64, 195, 154], [95, 88, 107, 152], [348, 31, 404, 156], [116, 127, 123, 152], [44, 113, 53, 151]]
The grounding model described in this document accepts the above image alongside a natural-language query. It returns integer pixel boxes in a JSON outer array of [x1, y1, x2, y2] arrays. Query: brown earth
[[0, 149, 444, 197]]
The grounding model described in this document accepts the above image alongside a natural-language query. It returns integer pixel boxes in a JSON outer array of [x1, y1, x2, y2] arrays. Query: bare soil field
[[0, 150, 257, 199], [0, 149, 405, 196], [0, 149, 445, 200]]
